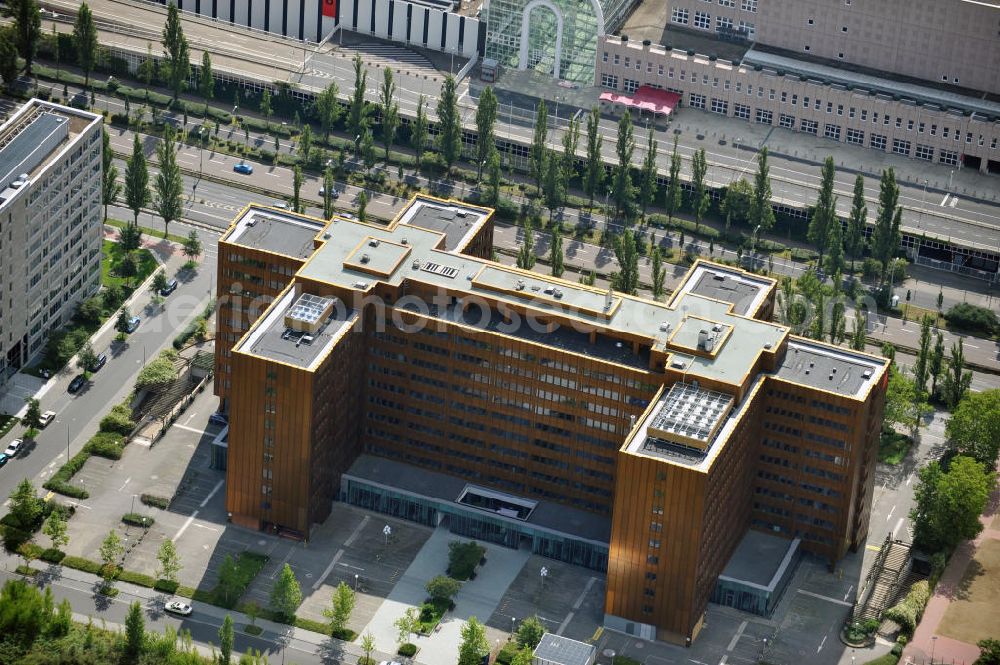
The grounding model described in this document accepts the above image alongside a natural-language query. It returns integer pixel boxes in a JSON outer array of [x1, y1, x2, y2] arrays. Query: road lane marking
[[796, 589, 853, 607], [844, 584, 854, 601], [940, 194, 951, 207], [199, 479, 225, 509], [118, 477, 131, 492], [817, 635, 827, 652], [311, 548, 347, 591], [886, 505, 896, 521], [343, 515, 370, 547], [892, 517, 905, 538], [727, 620, 748, 652], [173, 424, 205, 434]]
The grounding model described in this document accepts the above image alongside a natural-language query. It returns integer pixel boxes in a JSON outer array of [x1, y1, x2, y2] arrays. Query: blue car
[[0, 453, 8, 468], [233, 162, 253, 175], [127, 316, 141, 333]]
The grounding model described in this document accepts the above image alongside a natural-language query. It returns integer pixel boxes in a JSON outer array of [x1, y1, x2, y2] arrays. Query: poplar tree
[[516, 217, 536, 270], [161, 1, 190, 104], [583, 107, 604, 206], [153, 127, 183, 238], [348, 54, 371, 151], [690, 147, 707, 213], [72, 1, 97, 88], [561, 114, 580, 190], [530, 100, 548, 193], [612, 229, 639, 294], [124, 134, 150, 228], [808, 156, 837, 267], [845, 173, 867, 270], [639, 125, 658, 222], [550, 225, 564, 278], [101, 127, 121, 221], [872, 168, 902, 285], [651, 247, 665, 299], [315, 82, 342, 142], [198, 51, 214, 112], [748, 147, 776, 232], [475, 86, 498, 182], [379, 67, 399, 164], [10, 0, 40, 77], [612, 112, 635, 223], [411, 95, 429, 169], [437, 75, 462, 169], [665, 135, 682, 226]]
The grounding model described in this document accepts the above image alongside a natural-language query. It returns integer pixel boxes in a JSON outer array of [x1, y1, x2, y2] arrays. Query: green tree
[[135, 354, 178, 390], [695, 191, 710, 237], [530, 99, 548, 194], [912, 314, 934, 396], [259, 87, 273, 131], [940, 338, 973, 409], [22, 397, 42, 430], [437, 75, 462, 170], [884, 364, 924, 431], [361, 632, 376, 663], [182, 229, 201, 261], [299, 123, 313, 163], [749, 147, 776, 232], [946, 390, 1000, 471], [117, 251, 139, 287], [155, 538, 181, 583], [323, 165, 336, 219], [550, 225, 564, 278], [583, 107, 604, 207], [0, 579, 48, 645], [10, 0, 41, 77], [348, 54, 371, 150], [612, 112, 635, 223], [458, 616, 489, 665], [825, 217, 844, 277], [8, 478, 41, 529], [542, 149, 564, 221], [807, 156, 837, 267], [651, 247, 665, 299], [154, 127, 183, 238], [124, 134, 151, 227], [929, 331, 945, 397], [292, 165, 303, 214], [119, 222, 142, 252], [512, 647, 535, 665], [161, 1, 190, 104], [315, 81, 342, 142], [871, 168, 902, 285], [612, 229, 640, 295], [484, 148, 501, 206], [516, 217, 536, 270], [394, 607, 419, 646], [845, 174, 867, 270], [411, 94, 429, 169], [219, 614, 234, 665], [270, 563, 302, 621], [99, 529, 124, 580], [850, 316, 867, 351], [198, 50, 214, 111], [516, 615, 545, 649], [378, 67, 399, 165], [638, 125, 658, 222], [721, 178, 752, 234], [42, 510, 68, 550], [690, 147, 707, 217], [561, 114, 580, 191], [71, 1, 99, 89], [663, 135, 683, 226], [216, 554, 240, 605], [976, 639, 1000, 665], [76, 341, 98, 376], [425, 574, 462, 603], [357, 189, 368, 224], [0, 29, 19, 89], [101, 129, 122, 222], [475, 86, 498, 182], [911, 456, 997, 553], [124, 601, 145, 663], [323, 581, 356, 636]]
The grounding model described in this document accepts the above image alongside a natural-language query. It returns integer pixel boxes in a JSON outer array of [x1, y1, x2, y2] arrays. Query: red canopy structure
[[599, 86, 682, 116]]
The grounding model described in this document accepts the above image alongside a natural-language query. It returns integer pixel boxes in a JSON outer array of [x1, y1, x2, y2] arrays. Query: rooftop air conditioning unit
[[360, 253, 370, 264], [301, 335, 315, 345], [369, 239, 380, 247], [353, 281, 369, 289], [516, 280, 525, 291]]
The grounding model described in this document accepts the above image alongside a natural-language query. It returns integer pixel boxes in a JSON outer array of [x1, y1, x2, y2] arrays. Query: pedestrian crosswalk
[[350, 42, 438, 76]]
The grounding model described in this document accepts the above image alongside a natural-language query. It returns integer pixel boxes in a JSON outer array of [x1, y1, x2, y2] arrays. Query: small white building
[[532, 633, 597, 665]]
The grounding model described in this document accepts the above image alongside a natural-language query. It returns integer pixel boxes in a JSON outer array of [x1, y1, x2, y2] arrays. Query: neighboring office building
[[0, 99, 103, 388], [214, 196, 887, 644], [597, 0, 1000, 175]]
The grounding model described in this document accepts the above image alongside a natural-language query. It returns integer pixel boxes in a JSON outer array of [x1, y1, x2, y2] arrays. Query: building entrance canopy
[[600, 86, 681, 116]]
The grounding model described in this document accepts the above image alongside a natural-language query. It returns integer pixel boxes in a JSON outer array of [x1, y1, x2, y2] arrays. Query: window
[[658, 64, 664, 76], [734, 103, 751, 120], [624, 57, 630, 68], [647, 555, 659, 565], [719, 0, 734, 6], [649, 539, 660, 549], [837, 104, 844, 116], [915, 144, 934, 161], [716, 16, 733, 30], [755, 108, 773, 125], [689, 93, 706, 109], [849, 107, 856, 118], [804, 45, 811, 51], [800, 118, 818, 135], [943, 127, 950, 138], [842, 25, 848, 32], [602, 51, 608, 63], [939, 149, 959, 166], [930, 124, 937, 136], [645, 572, 657, 581], [895, 117, 902, 129], [624, 78, 640, 93], [892, 138, 911, 155], [907, 119, 914, 131], [613, 53, 619, 65], [694, 11, 711, 29], [711, 98, 729, 114], [644, 588, 656, 597], [600, 74, 619, 89], [741, 0, 757, 12], [870, 133, 887, 150], [824, 123, 841, 141], [846, 128, 864, 145], [739, 20, 755, 37], [826, 102, 833, 114], [860, 109, 868, 121], [918, 122, 925, 134], [671, 7, 689, 24], [778, 113, 794, 128], [807, 18, 814, 25]]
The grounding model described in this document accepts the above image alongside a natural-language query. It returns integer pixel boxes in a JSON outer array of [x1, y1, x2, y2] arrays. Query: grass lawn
[[203, 551, 269, 609], [879, 430, 913, 465], [863, 654, 899, 665], [101, 239, 158, 289], [938, 538, 1000, 645], [0, 414, 18, 437], [416, 598, 450, 634], [106, 218, 188, 245]]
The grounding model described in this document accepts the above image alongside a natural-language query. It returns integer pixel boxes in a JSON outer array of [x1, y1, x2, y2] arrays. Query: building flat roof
[[678, 264, 771, 316], [775, 339, 884, 396], [719, 529, 800, 590], [533, 633, 597, 665], [396, 196, 492, 251], [343, 454, 612, 544], [224, 208, 326, 259], [235, 287, 357, 369]]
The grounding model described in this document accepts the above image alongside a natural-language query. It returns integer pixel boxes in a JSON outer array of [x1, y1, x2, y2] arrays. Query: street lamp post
[[383, 524, 392, 547], [919, 178, 928, 230], [354, 573, 359, 591], [198, 125, 206, 177], [931, 635, 938, 663], [510, 616, 516, 638]]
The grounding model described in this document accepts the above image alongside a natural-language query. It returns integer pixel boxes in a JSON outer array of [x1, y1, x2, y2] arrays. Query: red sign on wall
[[322, 0, 337, 17]]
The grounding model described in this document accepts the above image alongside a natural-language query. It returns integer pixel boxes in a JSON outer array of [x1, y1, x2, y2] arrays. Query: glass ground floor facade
[[342, 476, 609, 571]]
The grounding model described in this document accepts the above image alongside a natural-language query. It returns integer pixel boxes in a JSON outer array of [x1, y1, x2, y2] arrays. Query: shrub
[[884, 580, 931, 633], [99, 403, 135, 435], [294, 617, 329, 633], [40, 548, 65, 563], [154, 579, 180, 593], [118, 570, 157, 588], [496, 642, 521, 665], [121, 513, 154, 527], [425, 574, 462, 602], [398, 643, 417, 657], [862, 258, 882, 280], [2, 525, 32, 552], [447, 540, 485, 581], [790, 247, 819, 262], [331, 627, 357, 641], [945, 303, 999, 336], [140, 494, 170, 510], [44, 449, 91, 498], [86, 432, 125, 460], [61, 555, 102, 575]]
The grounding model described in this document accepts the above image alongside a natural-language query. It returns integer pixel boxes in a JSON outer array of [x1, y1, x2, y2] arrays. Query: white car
[[3, 439, 23, 458], [164, 600, 193, 616], [38, 411, 56, 428]]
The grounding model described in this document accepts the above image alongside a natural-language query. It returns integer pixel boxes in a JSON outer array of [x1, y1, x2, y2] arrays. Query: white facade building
[[0, 100, 103, 388]]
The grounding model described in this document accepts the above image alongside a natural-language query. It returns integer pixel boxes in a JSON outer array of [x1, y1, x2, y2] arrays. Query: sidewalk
[[903, 487, 1000, 665]]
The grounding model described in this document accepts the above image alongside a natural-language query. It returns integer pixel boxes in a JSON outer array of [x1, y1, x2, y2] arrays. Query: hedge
[[2, 525, 32, 552], [43, 449, 92, 499], [122, 513, 155, 527], [118, 569, 157, 588], [154, 579, 180, 593], [398, 643, 418, 657], [141, 494, 170, 510], [884, 580, 930, 632], [61, 555, 102, 575], [40, 548, 66, 563], [945, 303, 999, 336], [87, 432, 126, 460]]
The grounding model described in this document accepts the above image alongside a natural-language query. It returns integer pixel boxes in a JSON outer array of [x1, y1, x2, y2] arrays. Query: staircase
[[851, 536, 913, 623]]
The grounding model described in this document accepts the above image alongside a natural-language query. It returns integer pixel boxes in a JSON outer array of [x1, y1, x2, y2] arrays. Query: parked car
[[127, 316, 141, 333], [233, 162, 253, 175], [91, 353, 108, 372], [272, 201, 289, 210], [3, 439, 23, 458], [0, 453, 8, 468], [318, 186, 339, 199], [38, 411, 55, 428], [160, 279, 178, 296], [68, 374, 86, 393], [164, 600, 193, 616]]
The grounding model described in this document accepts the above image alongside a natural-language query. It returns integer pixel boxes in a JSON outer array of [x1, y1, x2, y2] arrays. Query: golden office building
[[214, 196, 887, 644]]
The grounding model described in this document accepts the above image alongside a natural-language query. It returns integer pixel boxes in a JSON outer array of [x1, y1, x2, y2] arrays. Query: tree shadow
[[954, 558, 984, 601], [92, 581, 114, 612]]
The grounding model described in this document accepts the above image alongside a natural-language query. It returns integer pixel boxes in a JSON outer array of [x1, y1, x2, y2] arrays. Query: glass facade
[[483, 0, 640, 84], [343, 478, 609, 571], [708, 551, 800, 617]]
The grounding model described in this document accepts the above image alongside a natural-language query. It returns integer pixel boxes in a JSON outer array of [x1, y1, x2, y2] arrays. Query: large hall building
[[214, 196, 887, 644]]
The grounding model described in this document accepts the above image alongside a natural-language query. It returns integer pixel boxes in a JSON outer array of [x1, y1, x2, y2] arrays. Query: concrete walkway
[[359, 525, 529, 665], [903, 487, 1000, 665]]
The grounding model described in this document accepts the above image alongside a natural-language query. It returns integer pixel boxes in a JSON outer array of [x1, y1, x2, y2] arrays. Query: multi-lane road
[[30, 0, 1000, 259]]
